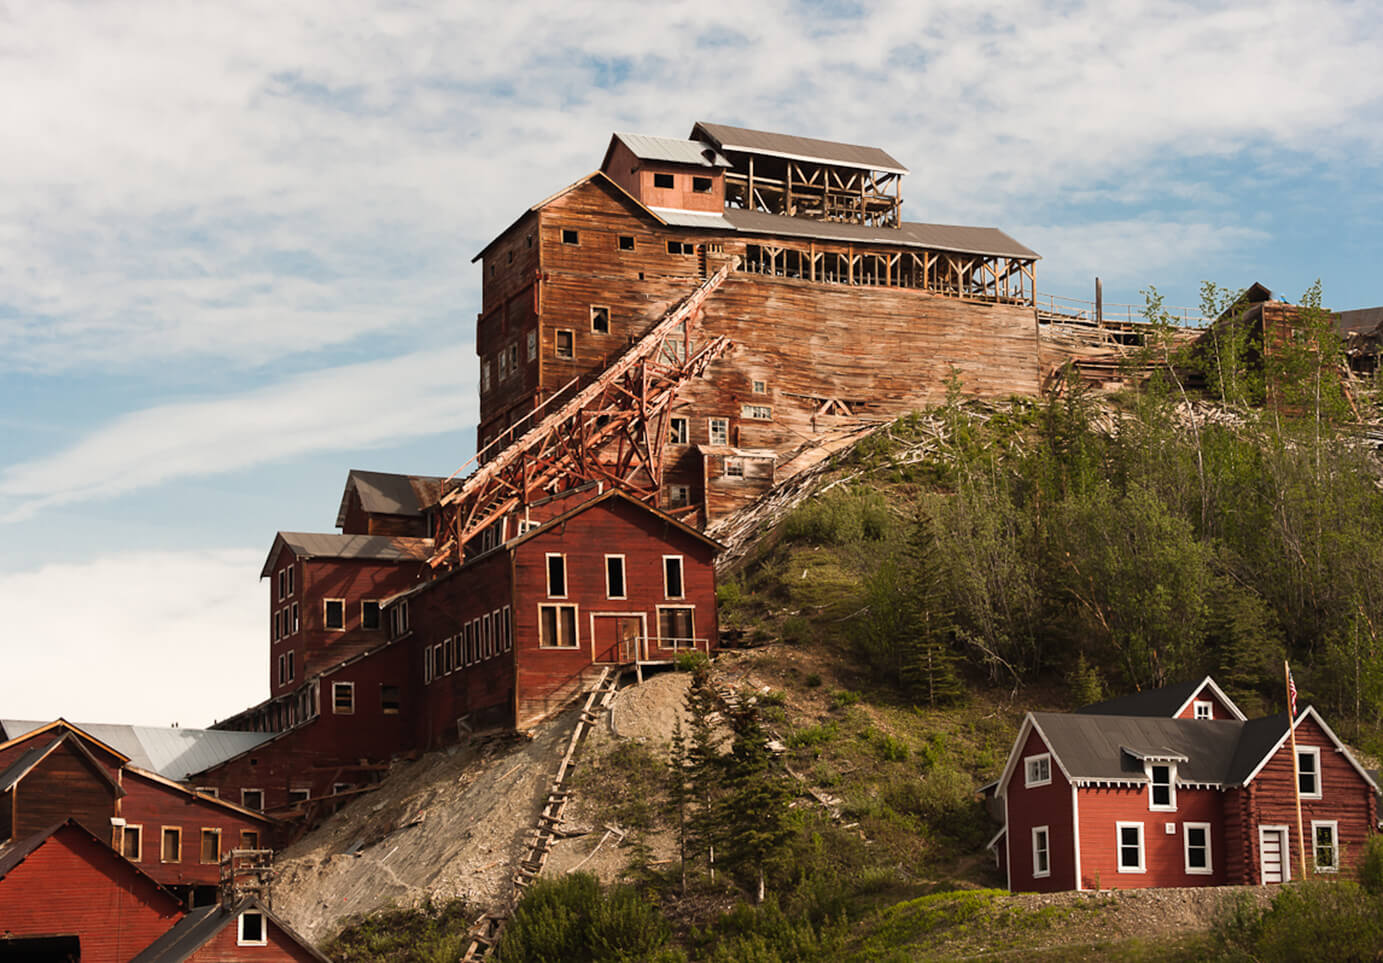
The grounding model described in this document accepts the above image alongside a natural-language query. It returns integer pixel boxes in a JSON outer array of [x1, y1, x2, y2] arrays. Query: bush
[[781, 615, 811, 644], [495, 873, 682, 963], [804, 673, 823, 688], [326, 898, 476, 962], [830, 690, 861, 710], [781, 490, 891, 546], [1252, 880, 1383, 962], [1361, 833, 1383, 895]]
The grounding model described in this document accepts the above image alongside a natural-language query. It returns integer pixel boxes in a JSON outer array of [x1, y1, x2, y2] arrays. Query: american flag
[[1287, 664, 1298, 719]]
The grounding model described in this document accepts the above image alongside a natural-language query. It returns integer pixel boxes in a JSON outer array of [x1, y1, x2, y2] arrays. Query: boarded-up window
[[658, 607, 695, 647], [591, 306, 610, 333], [241, 789, 263, 811], [606, 556, 626, 599], [161, 827, 180, 863], [201, 828, 221, 864], [664, 556, 685, 599], [539, 604, 578, 647], [555, 329, 574, 359], [333, 682, 354, 714], [240, 830, 260, 850], [122, 824, 142, 860], [324, 599, 345, 630], [547, 554, 567, 597]]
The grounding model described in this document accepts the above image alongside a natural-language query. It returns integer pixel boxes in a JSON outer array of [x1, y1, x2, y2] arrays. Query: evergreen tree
[[716, 699, 794, 904]]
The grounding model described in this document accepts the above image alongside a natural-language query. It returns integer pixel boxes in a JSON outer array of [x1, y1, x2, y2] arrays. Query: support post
[[1286, 661, 1308, 881]]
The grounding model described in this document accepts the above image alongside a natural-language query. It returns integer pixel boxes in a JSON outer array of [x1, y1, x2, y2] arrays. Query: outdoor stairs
[[458, 665, 626, 961]]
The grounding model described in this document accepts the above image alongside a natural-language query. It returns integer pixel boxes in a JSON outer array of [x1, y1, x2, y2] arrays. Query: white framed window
[[160, 826, 181, 863], [1312, 820, 1339, 872], [742, 404, 771, 420], [527, 330, 537, 361], [666, 484, 689, 508], [277, 569, 287, 601], [277, 654, 286, 686], [708, 417, 729, 446], [538, 603, 579, 648], [1032, 825, 1050, 878], [752, 379, 767, 394], [241, 789, 264, 811], [1149, 763, 1176, 811], [121, 823, 143, 861], [1184, 822, 1212, 874], [389, 599, 410, 637], [272, 609, 282, 642], [464, 620, 476, 664], [669, 417, 689, 445], [324, 599, 346, 631], [332, 682, 355, 714], [498, 349, 509, 380], [725, 458, 744, 478], [1024, 753, 1051, 788], [433, 643, 443, 679], [1193, 700, 1213, 719], [286, 566, 294, 596], [658, 606, 695, 648], [1117, 822, 1145, 873], [444, 636, 455, 673], [482, 359, 491, 393], [555, 329, 574, 359], [508, 343, 518, 373], [605, 555, 627, 599], [663, 556, 685, 599], [288, 788, 310, 805], [546, 553, 567, 598], [1297, 746, 1322, 798], [291, 602, 300, 634], [591, 305, 610, 334], [286, 650, 295, 683], [237, 909, 267, 946]]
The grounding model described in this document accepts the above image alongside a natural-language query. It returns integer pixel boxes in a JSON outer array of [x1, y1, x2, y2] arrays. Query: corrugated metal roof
[[720, 208, 1039, 260], [0, 721, 277, 781], [647, 207, 734, 230], [260, 532, 434, 577], [692, 121, 909, 175], [612, 132, 730, 168]]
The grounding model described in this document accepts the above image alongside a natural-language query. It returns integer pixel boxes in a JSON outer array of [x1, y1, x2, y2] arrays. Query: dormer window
[[1149, 764, 1176, 811]]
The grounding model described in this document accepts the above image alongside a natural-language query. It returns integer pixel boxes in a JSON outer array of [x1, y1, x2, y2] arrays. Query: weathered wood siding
[[1074, 786, 1226, 889], [1004, 728, 1076, 892], [11, 742, 116, 841]]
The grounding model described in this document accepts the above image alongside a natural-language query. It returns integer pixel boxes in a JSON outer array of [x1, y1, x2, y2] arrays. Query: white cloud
[[0, 347, 477, 522], [0, 549, 266, 727]]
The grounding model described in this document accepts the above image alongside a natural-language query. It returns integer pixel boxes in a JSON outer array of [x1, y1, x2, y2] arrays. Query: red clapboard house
[[129, 896, 330, 963], [991, 677, 1379, 891]]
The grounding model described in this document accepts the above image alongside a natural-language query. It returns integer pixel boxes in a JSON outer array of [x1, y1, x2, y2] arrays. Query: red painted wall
[[9, 741, 117, 841], [0, 825, 182, 962], [1004, 727, 1076, 892], [185, 915, 322, 961], [1075, 785, 1225, 890], [1172, 685, 1237, 720]]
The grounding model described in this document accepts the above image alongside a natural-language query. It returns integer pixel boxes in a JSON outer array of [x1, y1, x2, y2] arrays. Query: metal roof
[[610, 132, 730, 168], [0, 720, 277, 781], [129, 896, 332, 963], [1031, 713, 1247, 786], [335, 469, 447, 527], [647, 207, 734, 230], [260, 531, 434, 577], [720, 207, 1039, 260], [692, 121, 909, 175]]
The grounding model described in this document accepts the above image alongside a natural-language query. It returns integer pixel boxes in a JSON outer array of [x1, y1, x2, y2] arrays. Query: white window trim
[[708, 417, 729, 446], [324, 598, 346, 631], [742, 403, 772, 420], [1024, 753, 1052, 788], [237, 909, 268, 946], [590, 305, 611, 333], [1183, 821, 1213, 875], [1116, 821, 1146, 873], [666, 484, 690, 508], [1148, 762, 1177, 812], [1031, 825, 1051, 879], [604, 554, 627, 599], [1297, 746, 1322, 799], [537, 602, 580, 649], [484, 613, 494, 658], [1311, 819, 1339, 872], [332, 681, 355, 715], [546, 553, 568, 599], [669, 416, 689, 445], [1193, 700, 1213, 719], [663, 555, 685, 600], [656, 604, 697, 649], [554, 328, 575, 359], [241, 789, 264, 811]]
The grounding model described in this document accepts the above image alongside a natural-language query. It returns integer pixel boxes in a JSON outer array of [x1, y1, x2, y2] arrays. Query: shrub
[[781, 490, 891, 546], [829, 690, 861, 710], [804, 673, 823, 688], [675, 650, 709, 673], [327, 898, 476, 962], [1362, 833, 1383, 895], [1252, 880, 1383, 962], [780, 615, 811, 644], [495, 873, 682, 962]]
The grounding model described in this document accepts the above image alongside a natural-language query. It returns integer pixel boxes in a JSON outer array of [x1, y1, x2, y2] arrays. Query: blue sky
[[2, 0, 1381, 726]]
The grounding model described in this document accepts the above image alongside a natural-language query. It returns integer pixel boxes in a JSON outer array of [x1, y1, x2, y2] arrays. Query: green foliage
[[787, 721, 838, 749], [780, 615, 811, 644], [781, 490, 892, 546], [829, 690, 861, 710], [804, 672, 823, 688], [575, 741, 666, 831], [326, 898, 475, 963], [676, 650, 710, 673], [494, 873, 682, 963], [1067, 653, 1104, 708], [1360, 833, 1383, 895], [1211, 880, 1383, 963], [717, 701, 797, 902]]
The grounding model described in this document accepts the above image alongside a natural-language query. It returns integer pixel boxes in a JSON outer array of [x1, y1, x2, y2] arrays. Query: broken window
[[200, 828, 221, 864], [666, 484, 689, 508], [658, 606, 695, 647], [547, 554, 567, 597], [361, 601, 381, 631], [669, 416, 688, 445], [241, 789, 263, 811], [653, 172, 675, 189], [381, 684, 400, 714], [332, 682, 354, 715], [692, 176, 712, 193], [618, 235, 635, 251], [664, 556, 685, 599], [122, 824, 142, 861], [161, 827, 180, 863], [666, 240, 694, 255], [291, 602, 299, 634], [741, 404, 771, 420], [324, 599, 345, 630], [591, 306, 610, 334], [725, 458, 744, 478], [606, 555, 626, 599], [527, 330, 537, 361], [555, 329, 574, 359], [539, 604, 579, 647], [482, 359, 491, 393], [708, 417, 729, 446], [561, 229, 579, 245]]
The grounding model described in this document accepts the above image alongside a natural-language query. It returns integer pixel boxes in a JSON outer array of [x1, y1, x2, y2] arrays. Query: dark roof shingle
[[692, 121, 909, 174]]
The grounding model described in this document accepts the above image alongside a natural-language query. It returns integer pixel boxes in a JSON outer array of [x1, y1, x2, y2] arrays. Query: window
[[659, 606, 695, 647], [752, 379, 767, 393], [277, 569, 287, 601], [653, 172, 675, 189], [122, 824, 142, 861], [527, 330, 537, 361], [287, 566, 294, 596], [1117, 822, 1145, 873], [664, 556, 684, 599], [539, 604, 579, 647], [508, 343, 518, 373], [1149, 764, 1176, 811], [1024, 754, 1052, 788], [444, 637, 455, 673], [1193, 700, 1213, 719], [273, 609, 282, 642], [277, 654, 286, 686], [291, 602, 299, 633], [701, 420, 726, 449], [606, 555, 626, 599], [201, 828, 221, 864], [503, 606, 513, 651], [194, 786, 219, 798], [547, 554, 567, 598], [498, 349, 508, 380], [667, 240, 694, 255], [381, 684, 400, 714], [1312, 820, 1339, 872], [1032, 826, 1050, 878], [591, 305, 610, 333], [324, 599, 345, 630], [241, 789, 263, 811], [482, 359, 491, 393], [618, 235, 635, 251], [555, 329, 574, 359], [669, 417, 688, 444], [240, 829, 260, 850], [286, 650, 295, 683], [692, 176, 712, 193], [464, 621, 475, 664], [238, 909, 267, 946], [1298, 747, 1321, 798], [481, 613, 492, 658], [333, 682, 355, 714], [161, 827, 181, 863], [561, 228, 579, 245], [1184, 822, 1212, 874], [666, 484, 689, 508], [390, 600, 410, 637], [433, 643, 443, 678], [725, 458, 744, 478], [742, 404, 771, 420], [362, 600, 381, 631], [423, 648, 433, 684]]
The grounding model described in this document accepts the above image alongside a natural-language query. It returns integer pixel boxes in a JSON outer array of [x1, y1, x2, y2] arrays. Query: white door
[[1259, 826, 1289, 884]]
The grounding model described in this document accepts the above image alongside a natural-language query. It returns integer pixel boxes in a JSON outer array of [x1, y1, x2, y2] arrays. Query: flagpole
[[1286, 661, 1308, 882]]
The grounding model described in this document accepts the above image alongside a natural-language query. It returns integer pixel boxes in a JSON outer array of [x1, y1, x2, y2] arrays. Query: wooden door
[[1259, 827, 1289, 884], [592, 615, 643, 663]]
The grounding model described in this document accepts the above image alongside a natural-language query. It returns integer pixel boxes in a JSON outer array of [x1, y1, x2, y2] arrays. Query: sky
[[2, 0, 1381, 727]]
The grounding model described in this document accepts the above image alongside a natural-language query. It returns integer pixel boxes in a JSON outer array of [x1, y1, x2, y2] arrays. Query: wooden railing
[[1035, 291, 1209, 328]]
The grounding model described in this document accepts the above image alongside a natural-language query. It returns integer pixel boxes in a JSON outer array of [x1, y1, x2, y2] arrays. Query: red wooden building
[[130, 896, 330, 962], [991, 678, 1378, 891]]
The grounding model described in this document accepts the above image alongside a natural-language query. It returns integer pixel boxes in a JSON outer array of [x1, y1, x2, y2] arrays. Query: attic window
[[1024, 753, 1051, 788], [242, 789, 263, 811], [1193, 700, 1213, 719], [618, 235, 635, 251], [654, 172, 675, 189], [561, 229, 579, 245], [692, 176, 712, 193], [1149, 764, 1175, 811], [1297, 747, 1321, 798], [238, 909, 267, 945]]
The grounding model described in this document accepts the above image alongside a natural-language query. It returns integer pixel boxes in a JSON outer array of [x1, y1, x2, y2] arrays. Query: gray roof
[[130, 897, 332, 963], [610, 132, 730, 168], [0, 720, 277, 781], [692, 121, 909, 175], [0, 738, 61, 792], [261, 531, 434, 577], [1032, 713, 1250, 787], [1337, 306, 1383, 337], [720, 207, 1039, 260], [648, 206, 734, 230], [335, 469, 447, 527], [1078, 680, 1206, 718]]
